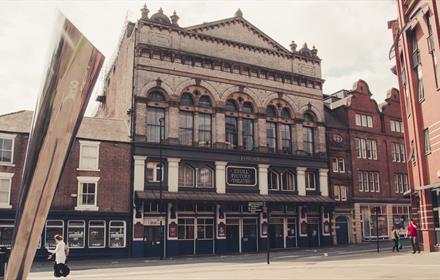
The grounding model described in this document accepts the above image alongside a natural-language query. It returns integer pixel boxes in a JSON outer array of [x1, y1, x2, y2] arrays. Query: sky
[[0, 0, 398, 116]]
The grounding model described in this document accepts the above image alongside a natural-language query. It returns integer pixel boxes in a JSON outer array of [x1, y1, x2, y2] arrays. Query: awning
[[415, 182, 440, 191], [136, 190, 335, 204]]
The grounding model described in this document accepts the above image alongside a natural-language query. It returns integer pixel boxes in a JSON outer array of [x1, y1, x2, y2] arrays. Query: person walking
[[407, 219, 421, 254], [46, 234, 70, 277], [391, 226, 400, 252]]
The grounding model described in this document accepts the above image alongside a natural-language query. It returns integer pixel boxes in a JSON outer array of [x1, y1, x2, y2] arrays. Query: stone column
[[167, 106, 179, 143], [167, 158, 181, 192], [133, 156, 147, 192], [237, 118, 243, 148], [297, 167, 307, 195], [215, 112, 225, 149], [135, 102, 146, 141], [386, 204, 393, 238], [317, 125, 326, 154], [291, 123, 297, 153], [319, 168, 329, 197], [296, 123, 304, 152], [353, 203, 363, 243], [257, 118, 267, 152], [215, 161, 228, 194], [258, 164, 270, 195], [194, 112, 199, 145]]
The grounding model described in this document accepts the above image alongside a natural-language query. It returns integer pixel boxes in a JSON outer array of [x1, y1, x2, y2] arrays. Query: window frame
[[196, 218, 214, 240], [424, 128, 431, 155], [225, 116, 238, 149], [45, 220, 64, 249], [78, 140, 100, 171], [179, 111, 194, 146], [67, 220, 86, 249], [268, 170, 280, 190], [280, 124, 292, 154], [75, 176, 100, 211], [305, 171, 316, 191], [0, 220, 14, 248], [303, 126, 314, 155], [196, 166, 214, 188], [146, 162, 164, 183], [281, 171, 296, 191], [0, 133, 16, 166], [198, 113, 212, 147], [178, 163, 195, 187], [0, 173, 13, 208], [242, 118, 254, 151], [266, 122, 277, 152], [177, 218, 195, 240], [146, 107, 165, 143], [109, 220, 126, 248], [88, 220, 106, 248]]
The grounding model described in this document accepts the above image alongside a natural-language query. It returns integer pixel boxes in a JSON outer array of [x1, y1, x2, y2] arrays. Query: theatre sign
[[226, 166, 257, 187]]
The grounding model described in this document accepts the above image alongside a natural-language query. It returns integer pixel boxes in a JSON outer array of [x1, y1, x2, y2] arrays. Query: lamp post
[[159, 117, 164, 260]]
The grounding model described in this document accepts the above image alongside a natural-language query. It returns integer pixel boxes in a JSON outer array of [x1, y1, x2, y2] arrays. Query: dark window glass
[[268, 171, 279, 190], [178, 164, 194, 187], [242, 102, 253, 113], [225, 117, 238, 149], [179, 111, 194, 145], [266, 106, 277, 117], [267, 122, 277, 152], [180, 93, 194, 105], [225, 99, 238, 111], [0, 138, 12, 163], [199, 96, 211, 107], [146, 107, 165, 143], [198, 113, 212, 147], [281, 108, 291, 119], [303, 127, 314, 154], [148, 91, 165, 101], [243, 119, 254, 151], [280, 124, 291, 153], [304, 113, 314, 122]]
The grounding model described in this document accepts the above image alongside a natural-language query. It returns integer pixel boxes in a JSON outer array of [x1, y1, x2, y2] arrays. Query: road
[[28, 241, 439, 280]]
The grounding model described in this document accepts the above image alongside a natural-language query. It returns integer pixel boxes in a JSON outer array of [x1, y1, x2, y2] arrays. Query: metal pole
[[267, 204, 270, 264], [375, 207, 379, 253], [159, 118, 164, 260]]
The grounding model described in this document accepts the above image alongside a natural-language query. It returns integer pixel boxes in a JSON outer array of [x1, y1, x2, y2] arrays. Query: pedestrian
[[46, 234, 70, 277], [406, 219, 421, 254], [391, 226, 400, 252]]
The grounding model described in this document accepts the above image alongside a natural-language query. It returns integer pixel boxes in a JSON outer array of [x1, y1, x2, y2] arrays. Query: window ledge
[[76, 168, 100, 172], [0, 204, 12, 209], [75, 206, 99, 211], [0, 162, 15, 167]]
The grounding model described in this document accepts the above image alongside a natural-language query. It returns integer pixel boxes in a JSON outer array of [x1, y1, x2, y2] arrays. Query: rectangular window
[[281, 172, 295, 191], [0, 135, 14, 164], [79, 183, 96, 207], [303, 127, 314, 155], [242, 118, 254, 151], [88, 220, 106, 248], [424, 128, 431, 154], [390, 120, 403, 133], [332, 158, 345, 173], [197, 167, 213, 188], [146, 162, 163, 182], [427, 15, 440, 88], [280, 124, 292, 154], [333, 185, 341, 201], [0, 220, 14, 247], [179, 111, 194, 145], [178, 218, 195, 240], [266, 122, 277, 152], [374, 172, 380, 192], [197, 218, 214, 240], [355, 114, 361, 126], [341, 186, 347, 201], [225, 117, 238, 149], [79, 141, 99, 170], [359, 172, 364, 192], [45, 220, 64, 249], [67, 220, 85, 248], [305, 171, 316, 190], [109, 221, 126, 248], [355, 138, 361, 158], [198, 113, 212, 147], [0, 173, 13, 208], [412, 32, 425, 101], [361, 139, 367, 159], [355, 114, 373, 128], [146, 107, 165, 143]]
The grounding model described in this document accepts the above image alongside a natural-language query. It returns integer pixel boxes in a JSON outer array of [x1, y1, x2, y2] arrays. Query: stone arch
[[299, 103, 323, 122], [140, 80, 173, 100], [261, 92, 300, 113], [224, 91, 258, 113], [220, 86, 261, 106], [175, 79, 219, 106]]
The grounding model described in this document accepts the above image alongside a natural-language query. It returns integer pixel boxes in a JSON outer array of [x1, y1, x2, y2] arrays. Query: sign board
[[226, 166, 257, 186], [248, 202, 264, 213]]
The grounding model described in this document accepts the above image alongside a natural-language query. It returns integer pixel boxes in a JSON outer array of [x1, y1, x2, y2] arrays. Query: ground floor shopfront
[[0, 211, 131, 259], [132, 191, 334, 258]]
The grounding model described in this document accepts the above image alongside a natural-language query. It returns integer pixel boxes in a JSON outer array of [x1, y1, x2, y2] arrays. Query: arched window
[[197, 167, 213, 188], [268, 170, 279, 190], [225, 99, 238, 111], [281, 172, 295, 191], [304, 113, 315, 122], [178, 164, 194, 187], [148, 91, 165, 102], [180, 93, 194, 105], [281, 108, 291, 119], [242, 102, 254, 113], [266, 105, 277, 117], [199, 96, 211, 107]]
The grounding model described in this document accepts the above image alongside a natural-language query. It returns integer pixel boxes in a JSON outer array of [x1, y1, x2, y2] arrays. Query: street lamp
[[159, 117, 164, 260]]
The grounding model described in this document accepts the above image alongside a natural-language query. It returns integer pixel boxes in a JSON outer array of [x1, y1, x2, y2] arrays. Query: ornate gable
[[186, 11, 290, 54]]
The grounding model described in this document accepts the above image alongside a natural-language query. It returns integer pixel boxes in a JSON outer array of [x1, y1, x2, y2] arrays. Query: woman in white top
[[47, 234, 69, 277]]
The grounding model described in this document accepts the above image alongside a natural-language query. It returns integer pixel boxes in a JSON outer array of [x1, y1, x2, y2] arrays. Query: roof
[[324, 107, 347, 129], [0, 110, 130, 143], [136, 190, 335, 204]]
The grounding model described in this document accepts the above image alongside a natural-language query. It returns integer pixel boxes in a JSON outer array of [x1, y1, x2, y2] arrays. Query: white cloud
[[0, 0, 398, 116]]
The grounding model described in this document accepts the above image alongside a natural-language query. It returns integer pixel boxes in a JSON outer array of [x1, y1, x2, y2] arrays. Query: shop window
[[0, 134, 15, 164], [88, 220, 106, 248], [178, 218, 195, 240], [197, 167, 213, 188], [79, 141, 100, 171], [287, 218, 296, 237], [268, 170, 279, 190], [281, 171, 295, 191], [305, 171, 316, 190], [109, 221, 126, 248], [197, 218, 214, 240], [0, 220, 14, 247], [146, 107, 165, 143], [146, 162, 163, 183], [45, 220, 64, 249], [67, 220, 85, 248], [178, 163, 194, 187]]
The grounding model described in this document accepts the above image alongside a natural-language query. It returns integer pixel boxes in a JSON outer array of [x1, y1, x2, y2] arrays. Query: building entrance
[[336, 216, 349, 245], [242, 218, 258, 252], [225, 218, 240, 253], [143, 225, 162, 258]]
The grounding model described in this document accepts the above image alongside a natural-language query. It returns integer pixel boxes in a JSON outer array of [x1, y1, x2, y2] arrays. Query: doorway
[[225, 218, 240, 253], [143, 225, 162, 258], [242, 218, 258, 252], [336, 216, 349, 245], [307, 223, 319, 247]]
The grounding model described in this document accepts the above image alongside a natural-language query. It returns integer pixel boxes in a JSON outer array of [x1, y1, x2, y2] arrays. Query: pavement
[[27, 241, 440, 280]]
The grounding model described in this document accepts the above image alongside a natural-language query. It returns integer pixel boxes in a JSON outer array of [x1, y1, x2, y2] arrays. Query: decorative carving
[[290, 41, 297, 52], [141, 3, 150, 20], [235, 9, 243, 17], [156, 78, 162, 87], [150, 8, 171, 25], [170, 11, 179, 26]]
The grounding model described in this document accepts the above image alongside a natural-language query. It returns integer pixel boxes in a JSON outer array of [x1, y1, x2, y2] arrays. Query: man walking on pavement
[[407, 219, 421, 254]]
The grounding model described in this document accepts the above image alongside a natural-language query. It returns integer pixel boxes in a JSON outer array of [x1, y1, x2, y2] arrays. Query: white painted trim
[[0, 172, 14, 208], [76, 176, 100, 211], [88, 220, 106, 248], [0, 133, 16, 165], [226, 166, 257, 187], [109, 220, 127, 248], [44, 220, 64, 249], [78, 140, 100, 171], [67, 220, 86, 249]]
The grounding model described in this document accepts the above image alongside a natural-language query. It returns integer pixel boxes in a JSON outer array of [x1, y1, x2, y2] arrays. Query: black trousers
[[410, 236, 421, 253], [392, 239, 399, 252], [53, 263, 70, 278]]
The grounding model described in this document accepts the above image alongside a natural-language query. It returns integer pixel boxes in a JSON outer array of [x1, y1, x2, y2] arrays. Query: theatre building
[[389, 0, 440, 252], [325, 81, 410, 244], [96, 6, 334, 257], [0, 111, 131, 258]]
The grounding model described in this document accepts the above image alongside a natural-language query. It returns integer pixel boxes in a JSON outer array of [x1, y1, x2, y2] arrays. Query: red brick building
[[389, 0, 440, 252], [325, 80, 410, 244], [0, 111, 131, 258]]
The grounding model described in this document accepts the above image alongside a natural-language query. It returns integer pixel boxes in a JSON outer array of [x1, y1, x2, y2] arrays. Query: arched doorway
[[335, 216, 349, 245]]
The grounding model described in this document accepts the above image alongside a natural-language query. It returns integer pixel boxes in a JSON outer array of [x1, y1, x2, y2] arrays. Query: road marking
[[273, 255, 300, 259]]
